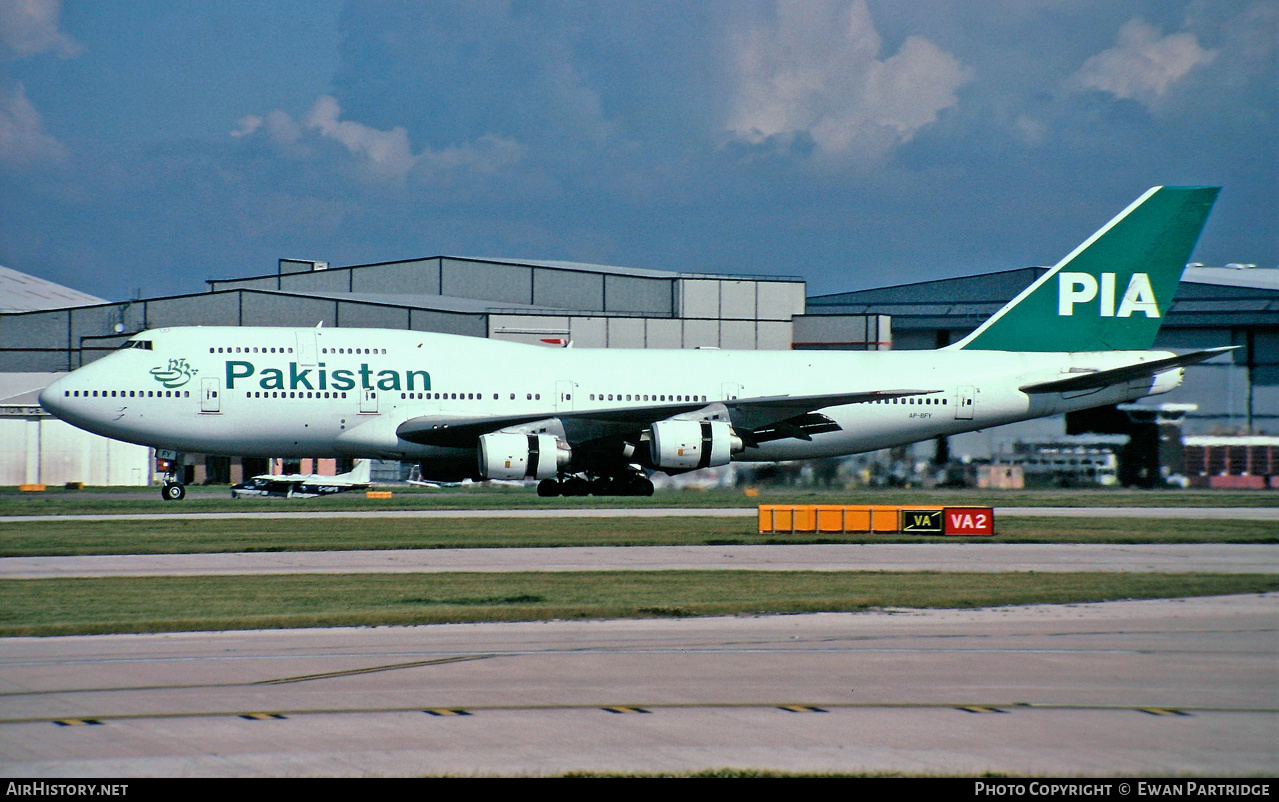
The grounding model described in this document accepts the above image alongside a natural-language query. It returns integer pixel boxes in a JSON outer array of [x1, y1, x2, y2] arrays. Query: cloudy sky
[[0, 0, 1274, 301]]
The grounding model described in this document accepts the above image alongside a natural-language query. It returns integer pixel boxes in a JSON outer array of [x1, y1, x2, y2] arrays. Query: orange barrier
[[758, 504, 994, 536], [365, 490, 393, 499], [18, 484, 46, 492]]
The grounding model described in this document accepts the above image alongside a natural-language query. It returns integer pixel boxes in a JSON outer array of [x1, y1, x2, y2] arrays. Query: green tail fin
[[954, 186, 1219, 352]]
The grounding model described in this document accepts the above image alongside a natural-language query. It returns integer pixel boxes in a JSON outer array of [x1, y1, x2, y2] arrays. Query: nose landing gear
[[157, 452, 186, 501]]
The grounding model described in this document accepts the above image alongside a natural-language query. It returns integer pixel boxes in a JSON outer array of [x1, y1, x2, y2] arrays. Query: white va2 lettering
[[1057, 272, 1160, 318]]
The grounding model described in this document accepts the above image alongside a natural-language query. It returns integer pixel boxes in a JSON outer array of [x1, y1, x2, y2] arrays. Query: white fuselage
[[38, 326, 1182, 465]]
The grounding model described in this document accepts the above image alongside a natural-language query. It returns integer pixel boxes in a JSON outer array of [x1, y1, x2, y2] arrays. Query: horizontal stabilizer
[[1018, 347, 1236, 393]]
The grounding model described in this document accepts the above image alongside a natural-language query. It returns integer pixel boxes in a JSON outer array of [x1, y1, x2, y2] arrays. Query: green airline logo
[[224, 360, 431, 392], [150, 358, 198, 388], [1057, 272, 1159, 318]]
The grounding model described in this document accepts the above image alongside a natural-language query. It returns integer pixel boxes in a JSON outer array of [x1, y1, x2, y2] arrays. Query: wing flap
[[725, 389, 940, 430]]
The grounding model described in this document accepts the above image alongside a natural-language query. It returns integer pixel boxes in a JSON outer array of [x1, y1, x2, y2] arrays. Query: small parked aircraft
[[230, 459, 372, 499]]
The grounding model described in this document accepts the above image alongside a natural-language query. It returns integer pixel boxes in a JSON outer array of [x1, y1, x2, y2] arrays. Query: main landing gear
[[157, 453, 186, 501], [537, 471, 654, 497]]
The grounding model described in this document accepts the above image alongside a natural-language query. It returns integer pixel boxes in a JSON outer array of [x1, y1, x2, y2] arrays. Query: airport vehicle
[[38, 187, 1229, 500], [230, 459, 371, 499]]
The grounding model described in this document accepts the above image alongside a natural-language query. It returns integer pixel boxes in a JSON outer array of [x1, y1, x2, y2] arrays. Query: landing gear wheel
[[161, 482, 186, 501], [537, 478, 561, 497], [590, 476, 615, 496], [561, 476, 590, 497]]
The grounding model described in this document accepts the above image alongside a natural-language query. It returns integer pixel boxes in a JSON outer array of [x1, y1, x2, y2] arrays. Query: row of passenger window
[[874, 397, 948, 405], [243, 391, 350, 399], [392, 391, 709, 404], [65, 389, 189, 398], [399, 392, 544, 401], [207, 346, 392, 355], [590, 393, 708, 403]]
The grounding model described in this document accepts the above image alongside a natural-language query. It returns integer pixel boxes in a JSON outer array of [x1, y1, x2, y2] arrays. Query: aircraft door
[[360, 388, 379, 414], [721, 382, 742, 401], [296, 332, 317, 366], [555, 380, 575, 412], [955, 386, 975, 420], [201, 378, 221, 413]]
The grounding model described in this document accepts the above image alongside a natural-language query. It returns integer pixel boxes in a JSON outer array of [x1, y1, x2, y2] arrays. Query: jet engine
[[478, 432, 570, 480], [649, 419, 740, 471]]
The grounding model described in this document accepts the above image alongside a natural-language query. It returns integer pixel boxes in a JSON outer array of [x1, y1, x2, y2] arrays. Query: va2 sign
[[944, 507, 994, 536]]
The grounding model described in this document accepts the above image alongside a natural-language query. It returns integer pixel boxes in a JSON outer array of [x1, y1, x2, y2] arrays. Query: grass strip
[[0, 571, 1273, 637], [0, 486, 1275, 517], [0, 516, 1274, 557]]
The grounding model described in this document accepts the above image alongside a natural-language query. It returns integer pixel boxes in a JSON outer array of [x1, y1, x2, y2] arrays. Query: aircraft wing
[[395, 388, 941, 448], [1018, 346, 1236, 394], [721, 389, 941, 430]]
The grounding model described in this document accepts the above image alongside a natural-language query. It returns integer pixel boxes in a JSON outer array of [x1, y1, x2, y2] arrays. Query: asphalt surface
[[3, 543, 1276, 579], [2, 502, 1274, 777], [2, 594, 1275, 777]]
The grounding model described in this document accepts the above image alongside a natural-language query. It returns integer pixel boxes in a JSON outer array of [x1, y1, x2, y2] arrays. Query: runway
[[3, 543, 1276, 579], [1, 594, 1274, 777]]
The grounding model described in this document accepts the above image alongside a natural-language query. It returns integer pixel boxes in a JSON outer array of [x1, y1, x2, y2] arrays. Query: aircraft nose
[[38, 376, 66, 417]]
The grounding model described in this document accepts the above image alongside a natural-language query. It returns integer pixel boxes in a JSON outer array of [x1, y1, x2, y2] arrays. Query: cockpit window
[[118, 340, 153, 350]]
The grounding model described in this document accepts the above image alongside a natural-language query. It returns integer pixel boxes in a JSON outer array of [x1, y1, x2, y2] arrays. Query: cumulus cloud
[[724, 0, 970, 163], [1066, 18, 1217, 108], [229, 115, 263, 139], [0, 0, 83, 59], [0, 80, 66, 166], [301, 95, 417, 180], [232, 95, 525, 183], [419, 134, 526, 176]]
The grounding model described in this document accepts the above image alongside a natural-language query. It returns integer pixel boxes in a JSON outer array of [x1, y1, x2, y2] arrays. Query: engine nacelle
[[649, 419, 739, 470], [478, 433, 568, 480]]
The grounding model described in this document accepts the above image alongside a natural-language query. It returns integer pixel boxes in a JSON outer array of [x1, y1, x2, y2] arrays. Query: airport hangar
[[0, 256, 1275, 487]]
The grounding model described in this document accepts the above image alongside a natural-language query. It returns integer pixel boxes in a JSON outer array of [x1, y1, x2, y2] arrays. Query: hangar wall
[[0, 408, 151, 486], [206, 257, 802, 320]]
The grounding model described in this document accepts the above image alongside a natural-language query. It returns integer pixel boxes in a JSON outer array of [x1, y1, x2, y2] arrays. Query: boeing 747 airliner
[[39, 187, 1229, 499]]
